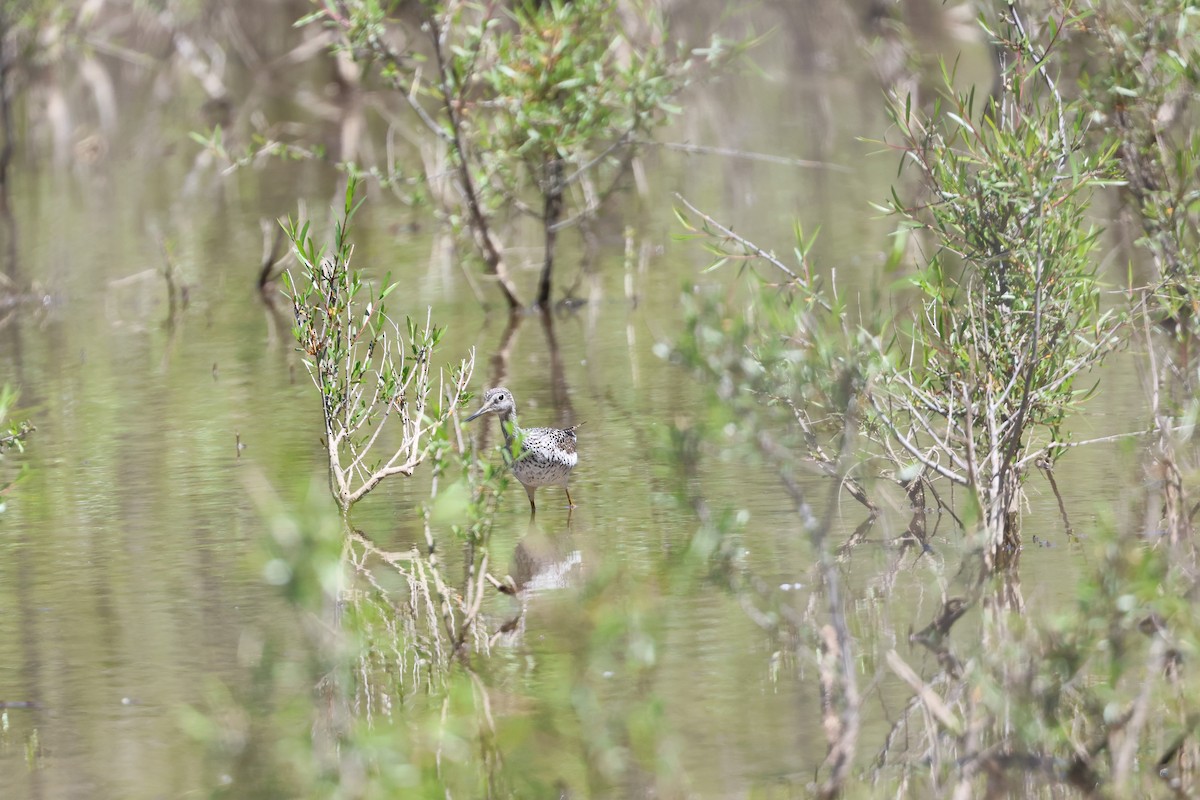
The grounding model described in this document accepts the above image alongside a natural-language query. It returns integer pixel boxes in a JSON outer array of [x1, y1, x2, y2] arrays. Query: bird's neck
[[498, 412, 521, 447]]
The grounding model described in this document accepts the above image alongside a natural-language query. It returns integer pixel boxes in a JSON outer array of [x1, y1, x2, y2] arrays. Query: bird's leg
[[565, 487, 575, 509], [525, 484, 537, 514]]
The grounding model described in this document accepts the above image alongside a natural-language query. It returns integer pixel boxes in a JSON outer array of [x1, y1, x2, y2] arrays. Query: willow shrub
[[303, 0, 743, 308], [878, 51, 1122, 567], [283, 175, 474, 517]]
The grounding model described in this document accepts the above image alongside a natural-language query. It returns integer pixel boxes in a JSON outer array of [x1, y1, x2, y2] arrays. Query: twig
[[868, 396, 968, 485], [886, 649, 962, 735], [426, 13, 523, 309], [1036, 457, 1075, 539], [0, 421, 31, 450], [1112, 640, 1167, 787], [1015, 426, 1183, 470], [652, 140, 853, 172], [675, 193, 830, 310], [1004, 3, 1071, 168]]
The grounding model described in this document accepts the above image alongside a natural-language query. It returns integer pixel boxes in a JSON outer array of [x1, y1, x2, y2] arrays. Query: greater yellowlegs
[[465, 387, 579, 512]]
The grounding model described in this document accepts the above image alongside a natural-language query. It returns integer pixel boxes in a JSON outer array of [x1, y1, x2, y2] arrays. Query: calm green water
[[0, 4, 1150, 799]]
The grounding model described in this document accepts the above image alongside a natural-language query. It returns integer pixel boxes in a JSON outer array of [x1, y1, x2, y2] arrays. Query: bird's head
[[465, 387, 516, 421]]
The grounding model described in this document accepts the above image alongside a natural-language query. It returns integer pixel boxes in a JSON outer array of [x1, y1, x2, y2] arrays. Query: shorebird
[[465, 387, 579, 512]]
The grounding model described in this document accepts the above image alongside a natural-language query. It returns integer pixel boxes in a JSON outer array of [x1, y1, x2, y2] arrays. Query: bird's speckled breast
[[512, 426, 578, 488]]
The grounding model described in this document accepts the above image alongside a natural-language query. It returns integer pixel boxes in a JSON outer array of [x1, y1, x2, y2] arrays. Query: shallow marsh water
[[0, 3, 1156, 798]]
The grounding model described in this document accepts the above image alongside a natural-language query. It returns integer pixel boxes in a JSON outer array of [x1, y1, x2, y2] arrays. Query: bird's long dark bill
[[465, 406, 489, 422]]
